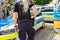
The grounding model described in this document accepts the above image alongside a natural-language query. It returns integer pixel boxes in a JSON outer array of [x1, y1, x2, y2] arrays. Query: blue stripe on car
[[0, 19, 14, 27], [0, 17, 43, 27], [35, 18, 43, 25]]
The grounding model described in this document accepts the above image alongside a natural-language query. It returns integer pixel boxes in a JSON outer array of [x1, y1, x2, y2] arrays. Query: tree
[[33, 0, 52, 5], [5, 0, 16, 4]]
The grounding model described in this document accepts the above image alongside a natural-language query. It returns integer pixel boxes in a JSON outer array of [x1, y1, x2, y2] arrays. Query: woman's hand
[[34, 17, 36, 21], [14, 25, 18, 32]]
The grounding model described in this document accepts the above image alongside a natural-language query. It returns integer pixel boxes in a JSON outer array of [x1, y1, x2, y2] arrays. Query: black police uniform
[[13, 0, 35, 40]]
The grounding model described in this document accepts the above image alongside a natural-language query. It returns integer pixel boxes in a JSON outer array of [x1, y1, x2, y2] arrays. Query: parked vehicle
[[0, 15, 18, 40], [54, 4, 60, 33], [41, 6, 54, 23], [30, 7, 44, 30]]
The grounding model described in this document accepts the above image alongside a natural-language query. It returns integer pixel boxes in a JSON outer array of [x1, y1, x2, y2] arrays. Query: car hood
[[0, 19, 14, 31]]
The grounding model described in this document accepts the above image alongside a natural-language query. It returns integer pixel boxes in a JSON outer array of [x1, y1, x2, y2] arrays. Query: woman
[[13, 0, 37, 40]]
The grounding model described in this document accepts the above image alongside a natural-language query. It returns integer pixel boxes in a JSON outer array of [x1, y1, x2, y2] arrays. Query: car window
[[36, 8, 42, 17], [30, 7, 42, 17], [36, 12, 42, 17], [41, 6, 54, 12], [57, 6, 60, 11]]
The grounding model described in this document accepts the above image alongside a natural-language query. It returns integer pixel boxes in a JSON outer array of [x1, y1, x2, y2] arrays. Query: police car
[[41, 6, 54, 23], [0, 15, 18, 40], [54, 3, 60, 33], [30, 7, 44, 30]]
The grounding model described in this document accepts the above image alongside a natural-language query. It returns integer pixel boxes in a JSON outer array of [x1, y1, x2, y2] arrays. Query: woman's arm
[[13, 12, 18, 31], [32, 6, 37, 20], [13, 12, 18, 26]]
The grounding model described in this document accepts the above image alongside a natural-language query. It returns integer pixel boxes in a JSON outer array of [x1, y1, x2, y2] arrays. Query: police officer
[[13, 0, 37, 40]]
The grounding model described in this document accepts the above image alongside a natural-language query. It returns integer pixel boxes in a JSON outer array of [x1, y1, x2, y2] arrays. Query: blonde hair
[[22, 0, 29, 12]]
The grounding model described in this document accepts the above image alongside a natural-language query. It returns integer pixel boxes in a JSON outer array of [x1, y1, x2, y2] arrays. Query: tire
[[13, 38, 17, 40], [42, 21, 45, 28], [40, 21, 45, 29]]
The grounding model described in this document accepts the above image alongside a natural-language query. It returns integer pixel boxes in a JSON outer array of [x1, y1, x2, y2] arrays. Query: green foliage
[[5, 0, 16, 11], [33, 0, 52, 5], [5, 0, 16, 4], [7, 4, 12, 11]]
